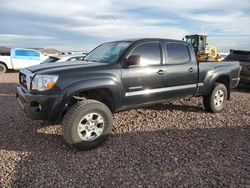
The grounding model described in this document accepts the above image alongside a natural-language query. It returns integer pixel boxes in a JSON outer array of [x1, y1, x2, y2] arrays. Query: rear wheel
[[63, 99, 113, 150], [203, 83, 227, 113], [0, 63, 7, 73]]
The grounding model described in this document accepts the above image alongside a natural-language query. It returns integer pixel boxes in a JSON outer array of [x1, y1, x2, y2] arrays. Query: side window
[[130, 42, 161, 66], [15, 49, 27, 56], [27, 50, 40, 57], [14, 49, 40, 60], [166, 43, 190, 64], [15, 49, 40, 57]]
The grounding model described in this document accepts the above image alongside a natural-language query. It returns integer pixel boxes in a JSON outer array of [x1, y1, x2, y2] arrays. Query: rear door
[[164, 42, 198, 99], [121, 41, 166, 105], [11, 49, 43, 70]]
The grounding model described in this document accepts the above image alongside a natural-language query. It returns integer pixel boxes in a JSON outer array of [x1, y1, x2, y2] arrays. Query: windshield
[[84, 41, 132, 63]]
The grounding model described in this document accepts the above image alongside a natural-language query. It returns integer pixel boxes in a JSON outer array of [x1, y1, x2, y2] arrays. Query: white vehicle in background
[[56, 54, 87, 62], [41, 54, 87, 64], [0, 48, 48, 73]]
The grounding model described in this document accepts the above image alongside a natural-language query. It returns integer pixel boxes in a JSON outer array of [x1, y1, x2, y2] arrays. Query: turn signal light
[[47, 82, 56, 89]]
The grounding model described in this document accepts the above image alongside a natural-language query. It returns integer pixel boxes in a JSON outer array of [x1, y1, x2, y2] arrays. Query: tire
[[203, 83, 228, 113], [63, 99, 113, 150], [0, 63, 7, 74]]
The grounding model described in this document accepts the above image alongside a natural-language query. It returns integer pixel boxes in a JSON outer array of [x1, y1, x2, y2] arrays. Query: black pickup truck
[[224, 49, 250, 84], [16, 38, 241, 150]]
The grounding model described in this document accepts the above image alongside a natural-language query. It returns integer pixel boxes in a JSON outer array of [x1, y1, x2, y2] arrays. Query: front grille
[[19, 72, 27, 89]]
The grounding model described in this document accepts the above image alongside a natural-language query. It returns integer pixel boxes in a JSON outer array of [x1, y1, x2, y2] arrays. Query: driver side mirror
[[124, 55, 141, 67]]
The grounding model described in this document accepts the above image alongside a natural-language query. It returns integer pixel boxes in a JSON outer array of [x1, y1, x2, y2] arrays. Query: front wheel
[[203, 83, 228, 113], [63, 100, 113, 150]]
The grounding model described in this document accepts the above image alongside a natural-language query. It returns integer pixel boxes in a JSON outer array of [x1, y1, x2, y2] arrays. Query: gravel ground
[[0, 73, 250, 187]]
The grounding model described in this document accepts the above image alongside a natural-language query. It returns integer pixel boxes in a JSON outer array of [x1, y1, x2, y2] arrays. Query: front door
[[121, 41, 166, 106]]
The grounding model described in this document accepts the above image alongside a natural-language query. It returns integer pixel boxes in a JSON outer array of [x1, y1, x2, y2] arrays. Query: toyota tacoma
[[16, 38, 241, 150]]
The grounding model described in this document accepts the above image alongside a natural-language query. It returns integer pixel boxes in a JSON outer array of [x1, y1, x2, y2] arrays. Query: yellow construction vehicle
[[185, 34, 221, 62]]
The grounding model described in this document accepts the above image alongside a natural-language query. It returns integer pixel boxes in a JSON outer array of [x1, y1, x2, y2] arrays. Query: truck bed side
[[195, 61, 240, 96]]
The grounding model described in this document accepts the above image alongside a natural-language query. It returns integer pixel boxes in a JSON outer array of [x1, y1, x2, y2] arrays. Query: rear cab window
[[165, 43, 191, 64]]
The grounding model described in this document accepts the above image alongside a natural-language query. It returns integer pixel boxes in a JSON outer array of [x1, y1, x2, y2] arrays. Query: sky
[[0, 0, 249, 53]]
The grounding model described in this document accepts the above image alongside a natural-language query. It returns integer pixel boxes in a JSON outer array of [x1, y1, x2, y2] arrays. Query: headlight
[[31, 74, 59, 91]]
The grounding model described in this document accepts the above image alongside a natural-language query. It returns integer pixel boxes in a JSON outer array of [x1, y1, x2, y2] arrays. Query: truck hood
[[27, 61, 106, 73]]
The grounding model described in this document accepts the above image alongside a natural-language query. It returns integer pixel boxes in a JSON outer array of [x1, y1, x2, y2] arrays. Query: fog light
[[30, 102, 42, 113]]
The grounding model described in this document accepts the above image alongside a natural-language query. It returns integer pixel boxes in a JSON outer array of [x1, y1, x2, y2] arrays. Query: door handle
[[188, 67, 194, 72], [157, 70, 164, 75]]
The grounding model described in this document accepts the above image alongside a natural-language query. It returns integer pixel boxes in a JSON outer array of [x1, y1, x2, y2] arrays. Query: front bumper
[[16, 85, 63, 122]]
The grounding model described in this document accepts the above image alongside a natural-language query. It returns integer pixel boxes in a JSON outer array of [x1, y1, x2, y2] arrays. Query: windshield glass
[[84, 41, 132, 63]]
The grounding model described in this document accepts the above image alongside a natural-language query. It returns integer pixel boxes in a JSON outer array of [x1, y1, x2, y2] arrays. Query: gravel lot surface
[[0, 73, 250, 187]]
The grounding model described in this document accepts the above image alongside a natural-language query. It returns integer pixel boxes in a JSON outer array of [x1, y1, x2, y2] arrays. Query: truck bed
[[196, 61, 240, 95]]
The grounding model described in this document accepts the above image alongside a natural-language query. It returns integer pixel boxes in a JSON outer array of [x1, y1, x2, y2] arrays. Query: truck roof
[[112, 38, 187, 44]]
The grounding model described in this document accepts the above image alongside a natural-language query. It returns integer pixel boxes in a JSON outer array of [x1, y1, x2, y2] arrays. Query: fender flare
[[54, 78, 124, 116], [203, 69, 231, 96]]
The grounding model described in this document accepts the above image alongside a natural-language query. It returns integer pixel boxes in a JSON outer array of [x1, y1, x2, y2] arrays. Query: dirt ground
[[0, 73, 249, 187]]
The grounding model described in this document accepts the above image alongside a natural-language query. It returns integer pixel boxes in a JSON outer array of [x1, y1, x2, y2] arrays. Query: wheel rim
[[214, 89, 225, 108], [77, 113, 104, 141]]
